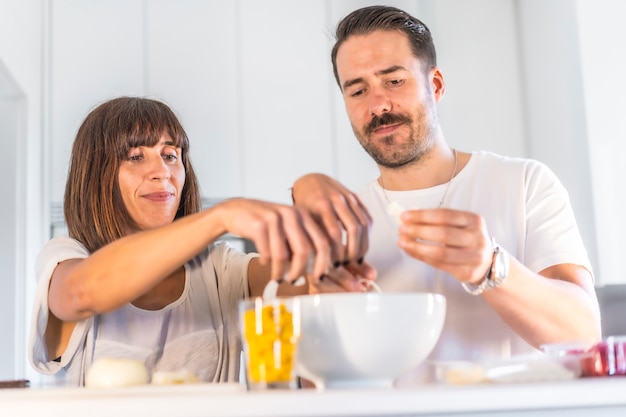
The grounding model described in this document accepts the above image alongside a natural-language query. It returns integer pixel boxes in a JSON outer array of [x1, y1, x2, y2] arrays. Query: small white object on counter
[[152, 368, 200, 385], [433, 354, 579, 385], [85, 358, 149, 388]]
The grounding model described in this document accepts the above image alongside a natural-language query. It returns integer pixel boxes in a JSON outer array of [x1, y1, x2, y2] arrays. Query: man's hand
[[397, 208, 493, 285], [292, 173, 371, 267]]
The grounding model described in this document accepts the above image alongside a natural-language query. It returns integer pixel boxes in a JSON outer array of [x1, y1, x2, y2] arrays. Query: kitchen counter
[[2, 378, 626, 417]]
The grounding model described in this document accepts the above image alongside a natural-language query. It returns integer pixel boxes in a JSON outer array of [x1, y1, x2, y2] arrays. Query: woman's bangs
[[117, 103, 188, 155]]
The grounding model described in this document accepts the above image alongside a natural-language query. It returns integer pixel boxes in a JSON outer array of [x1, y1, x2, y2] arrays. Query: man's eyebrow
[[378, 65, 406, 76], [342, 65, 407, 91], [342, 77, 364, 91]]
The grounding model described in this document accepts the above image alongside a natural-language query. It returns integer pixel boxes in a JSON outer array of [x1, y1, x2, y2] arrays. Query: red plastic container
[[542, 336, 626, 377], [607, 336, 626, 376]]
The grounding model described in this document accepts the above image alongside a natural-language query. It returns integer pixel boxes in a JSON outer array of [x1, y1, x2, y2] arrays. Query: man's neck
[[378, 146, 459, 191]]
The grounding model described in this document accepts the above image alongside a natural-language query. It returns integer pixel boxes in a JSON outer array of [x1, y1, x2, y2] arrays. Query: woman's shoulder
[[38, 236, 89, 261], [35, 236, 89, 280]]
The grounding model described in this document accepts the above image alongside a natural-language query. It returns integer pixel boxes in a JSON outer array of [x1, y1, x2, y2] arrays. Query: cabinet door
[[238, 0, 334, 203], [146, 0, 241, 200], [50, 0, 144, 203]]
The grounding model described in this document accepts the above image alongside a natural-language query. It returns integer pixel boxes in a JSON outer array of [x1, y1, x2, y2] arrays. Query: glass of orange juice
[[239, 297, 301, 390]]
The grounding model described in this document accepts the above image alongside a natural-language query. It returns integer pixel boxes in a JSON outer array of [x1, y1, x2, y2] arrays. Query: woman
[[28, 96, 374, 386]]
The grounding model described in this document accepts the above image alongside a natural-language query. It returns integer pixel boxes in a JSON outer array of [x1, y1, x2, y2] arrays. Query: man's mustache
[[365, 112, 412, 135]]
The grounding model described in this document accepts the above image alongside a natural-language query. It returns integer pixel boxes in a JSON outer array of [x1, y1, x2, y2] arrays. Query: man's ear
[[430, 67, 445, 102]]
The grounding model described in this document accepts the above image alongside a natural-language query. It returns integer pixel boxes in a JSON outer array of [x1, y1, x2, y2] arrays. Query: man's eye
[[388, 79, 403, 86], [350, 88, 365, 98]]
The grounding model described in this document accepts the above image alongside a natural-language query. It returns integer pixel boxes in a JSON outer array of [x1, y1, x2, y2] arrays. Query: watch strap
[[462, 237, 509, 295]]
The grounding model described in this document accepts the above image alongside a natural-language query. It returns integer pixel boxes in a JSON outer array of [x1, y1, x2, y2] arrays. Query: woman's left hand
[[307, 260, 378, 294]]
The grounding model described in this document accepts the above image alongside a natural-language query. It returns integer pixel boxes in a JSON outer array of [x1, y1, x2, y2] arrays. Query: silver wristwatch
[[462, 237, 510, 295]]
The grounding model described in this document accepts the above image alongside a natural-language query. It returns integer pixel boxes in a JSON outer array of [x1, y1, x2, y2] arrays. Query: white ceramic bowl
[[294, 292, 446, 389]]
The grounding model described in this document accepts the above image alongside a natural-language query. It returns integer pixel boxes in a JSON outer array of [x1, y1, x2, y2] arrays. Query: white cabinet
[[47, 0, 528, 202], [48, 0, 337, 205], [238, 0, 334, 201], [50, 0, 145, 202], [145, 0, 242, 199]]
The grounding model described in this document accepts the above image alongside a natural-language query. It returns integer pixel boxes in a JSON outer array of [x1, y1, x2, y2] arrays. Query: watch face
[[493, 246, 510, 282]]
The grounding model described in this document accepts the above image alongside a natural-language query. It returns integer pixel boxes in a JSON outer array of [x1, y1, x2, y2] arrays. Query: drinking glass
[[239, 297, 300, 390]]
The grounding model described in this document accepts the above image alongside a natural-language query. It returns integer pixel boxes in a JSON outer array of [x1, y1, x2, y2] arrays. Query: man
[[293, 5, 600, 382]]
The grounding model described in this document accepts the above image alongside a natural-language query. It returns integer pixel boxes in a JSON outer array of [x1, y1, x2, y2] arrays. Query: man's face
[[335, 30, 443, 168]]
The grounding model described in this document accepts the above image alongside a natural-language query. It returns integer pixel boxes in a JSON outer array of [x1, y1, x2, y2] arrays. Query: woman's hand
[[214, 198, 332, 283], [307, 261, 378, 294], [291, 174, 371, 267], [273, 260, 378, 298]]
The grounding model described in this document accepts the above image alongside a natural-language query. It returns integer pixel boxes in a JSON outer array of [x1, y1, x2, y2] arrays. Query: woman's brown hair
[[63, 96, 202, 253]]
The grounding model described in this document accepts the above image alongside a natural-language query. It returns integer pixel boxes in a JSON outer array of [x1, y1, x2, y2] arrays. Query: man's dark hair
[[331, 5, 437, 88]]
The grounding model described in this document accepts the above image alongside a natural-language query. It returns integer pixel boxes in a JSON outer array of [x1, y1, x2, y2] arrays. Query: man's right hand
[[291, 173, 371, 267]]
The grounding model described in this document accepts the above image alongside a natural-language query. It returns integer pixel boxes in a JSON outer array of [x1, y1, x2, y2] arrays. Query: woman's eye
[[163, 153, 179, 162], [128, 153, 142, 162]]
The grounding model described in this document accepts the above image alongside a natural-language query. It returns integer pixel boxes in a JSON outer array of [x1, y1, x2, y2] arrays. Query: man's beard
[[354, 111, 432, 169]]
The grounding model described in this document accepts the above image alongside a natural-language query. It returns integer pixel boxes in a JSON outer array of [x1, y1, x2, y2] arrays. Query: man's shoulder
[[472, 150, 537, 165], [470, 151, 549, 175]]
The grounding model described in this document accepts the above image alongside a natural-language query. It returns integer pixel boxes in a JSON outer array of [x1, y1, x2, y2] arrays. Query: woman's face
[[118, 133, 185, 231]]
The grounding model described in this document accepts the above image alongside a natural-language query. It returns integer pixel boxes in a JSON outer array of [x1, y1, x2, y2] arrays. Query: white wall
[[576, 0, 626, 285], [423, 0, 527, 157], [0, 0, 44, 381], [0, 70, 24, 380], [516, 0, 598, 277]]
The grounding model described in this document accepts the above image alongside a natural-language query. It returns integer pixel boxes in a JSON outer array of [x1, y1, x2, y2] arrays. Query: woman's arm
[[48, 199, 332, 322]]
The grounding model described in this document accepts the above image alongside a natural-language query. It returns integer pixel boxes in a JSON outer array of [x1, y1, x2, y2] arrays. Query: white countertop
[[3, 378, 626, 417]]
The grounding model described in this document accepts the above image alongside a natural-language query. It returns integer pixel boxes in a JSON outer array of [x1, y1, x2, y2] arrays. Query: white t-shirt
[[359, 151, 592, 380], [28, 237, 256, 386]]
